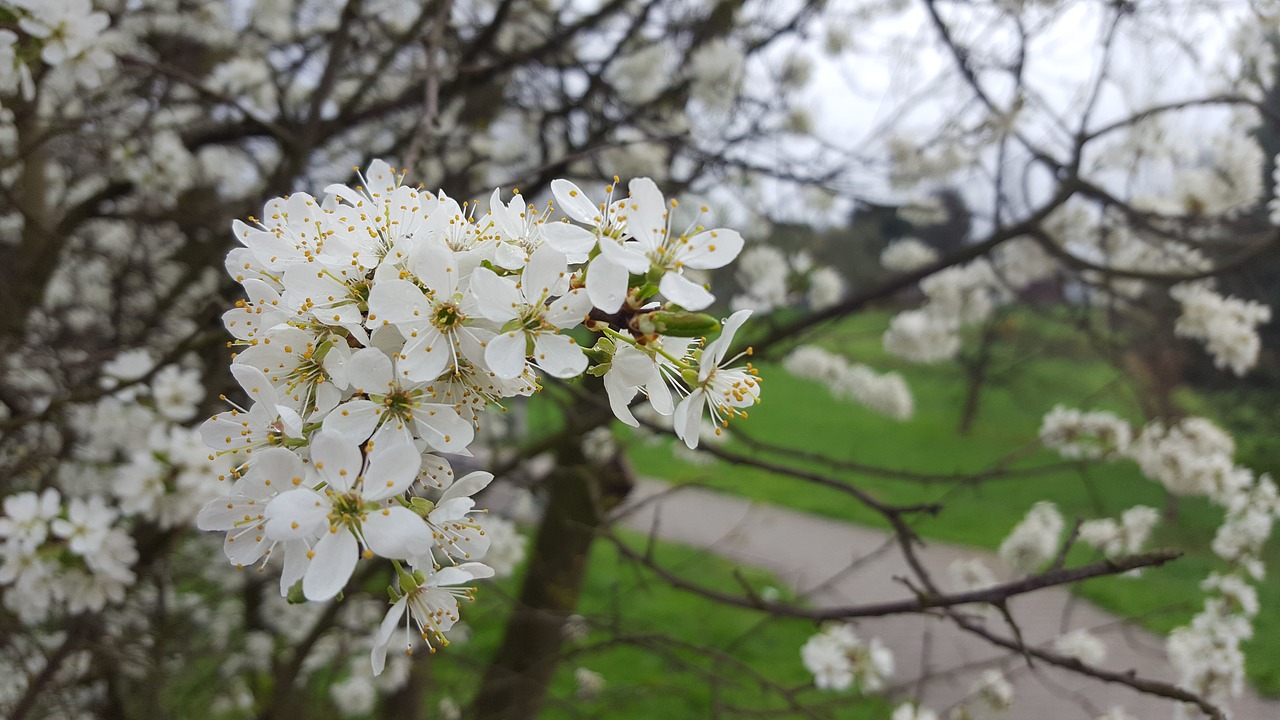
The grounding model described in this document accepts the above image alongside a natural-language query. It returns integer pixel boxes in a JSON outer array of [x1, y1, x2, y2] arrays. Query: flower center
[[433, 301, 464, 330]]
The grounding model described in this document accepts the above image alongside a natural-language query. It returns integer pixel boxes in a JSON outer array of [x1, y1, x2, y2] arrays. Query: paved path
[[612, 480, 1280, 720]]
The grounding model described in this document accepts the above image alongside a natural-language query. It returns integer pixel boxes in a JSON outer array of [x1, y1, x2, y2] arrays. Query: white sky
[[778, 0, 1255, 225]]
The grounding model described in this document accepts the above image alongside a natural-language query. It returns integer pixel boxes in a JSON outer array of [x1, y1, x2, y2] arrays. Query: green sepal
[[638, 311, 720, 338], [286, 579, 307, 604], [395, 563, 421, 593], [409, 497, 436, 517], [637, 283, 665, 299]]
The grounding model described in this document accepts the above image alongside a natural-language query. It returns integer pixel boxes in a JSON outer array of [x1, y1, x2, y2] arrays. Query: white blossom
[[1054, 628, 1107, 665], [998, 502, 1063, 574], [892, 702, 939, 720], [574, 667, 606, 700], [1039, 406, 1131, 460], [673, 310, 761, 449], [1170, 282, 1270, 376], [884, 309, 961, 363], [970, 668, 1014, 712], [785, 346, 912, 420], [881, 238, 939, 273], [800, 623, 894, 693]]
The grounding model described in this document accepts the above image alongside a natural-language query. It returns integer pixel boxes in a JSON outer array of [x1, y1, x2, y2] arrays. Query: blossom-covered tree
[[2, 1, 1279, 720]]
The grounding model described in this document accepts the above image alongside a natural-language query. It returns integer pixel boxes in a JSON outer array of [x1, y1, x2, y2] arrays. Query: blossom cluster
[[1078, 506, 1159, 559], [1054, 628, 1108, 665], [799, 623, 894, 693], [879, 235, 1059, 366], [906, 669, 1015, 720], [784, 345, 913, 420], [806, 625, 1017, 720], [997, 500, 1065, 574], [0, 0, 116, 98], [731, 246, 845, 313], [887, 202, 1271, 379], [879, 237, 938, 273], [0, 349, 217, 626], [197, 161, 762, 672], [1039, 405, 1132, 460], [1170, 281, 1271, 376], [882, 259, 1012, 364], [1038, 408, 1280, 710], [0, 490, 137, 624]]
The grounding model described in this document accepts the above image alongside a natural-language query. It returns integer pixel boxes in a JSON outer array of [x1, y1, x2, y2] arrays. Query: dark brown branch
[[607, 531, 1180, 620]]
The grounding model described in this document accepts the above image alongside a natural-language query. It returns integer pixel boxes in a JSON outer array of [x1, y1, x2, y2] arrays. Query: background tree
[[2, 1, 1279, 720]]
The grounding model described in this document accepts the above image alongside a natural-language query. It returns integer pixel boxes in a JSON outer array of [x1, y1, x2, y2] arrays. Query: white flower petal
[[489, 189, 524, 240], [264, 489, 328, 540], [407, 241, 458, 296], [322, 399, 382, 445], [231, 364, 279, 410], [364, 438, 423, 501], [310, 432, 363, 492], [280, 539, 310, 596], [542, 221, 597, 255], [533, 333, 587, 378], [367, 279, 433, 329], [372, 596, 409, 676], [440, 471, 494, 504], [486, 330, 528, 379], [396, 327, 451, 383], [597, 236, 649, 273], [364, 505, 432, 559], [659, 272, 714, 311], [411, 405, 474, 454], [197, 496, 261, 532], [304, 528, 359, 601], [429, 497, 476, 523], [435, 562, 496, 585], [679, 228, 744, 269], [673, 391, 706, 449], [646, 366, 675, 416], [544, 289, 592, 329], [223, 524, 269, 567], [346, 348, 396, 394], [586, 255, 629, 314], [704, 309, 752, 368], [552, 179, 602, 224], [624, 177, 667, 251], [469, 267, 523, 323], [604, 372, 640, 427], [524, 244, 569, 300]]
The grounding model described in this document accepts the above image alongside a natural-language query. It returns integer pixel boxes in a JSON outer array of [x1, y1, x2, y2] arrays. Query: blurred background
[[2, 1, 1279, 719]]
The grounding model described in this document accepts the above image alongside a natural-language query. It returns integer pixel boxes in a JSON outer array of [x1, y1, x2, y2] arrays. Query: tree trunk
[[468, 407, 632, 720], [956, 322, 997, 436], [386, 651, 433, 720]]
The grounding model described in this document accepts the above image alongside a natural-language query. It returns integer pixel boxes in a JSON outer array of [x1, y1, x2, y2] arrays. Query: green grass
[[595, 308, 1280, 696], [424, 531, 892, 720]]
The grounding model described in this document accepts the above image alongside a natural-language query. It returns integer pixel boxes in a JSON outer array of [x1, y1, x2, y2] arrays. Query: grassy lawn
[[425, 532, 891, 720], [602, 308, 1280, 695]]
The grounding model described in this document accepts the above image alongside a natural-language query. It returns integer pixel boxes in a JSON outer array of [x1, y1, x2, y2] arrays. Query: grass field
[[426, 532, 891, 719], [606, 308, 1280, 696]]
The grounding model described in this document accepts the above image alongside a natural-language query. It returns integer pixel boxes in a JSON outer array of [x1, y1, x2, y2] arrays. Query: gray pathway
[[612, 480, 1280, 720]]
